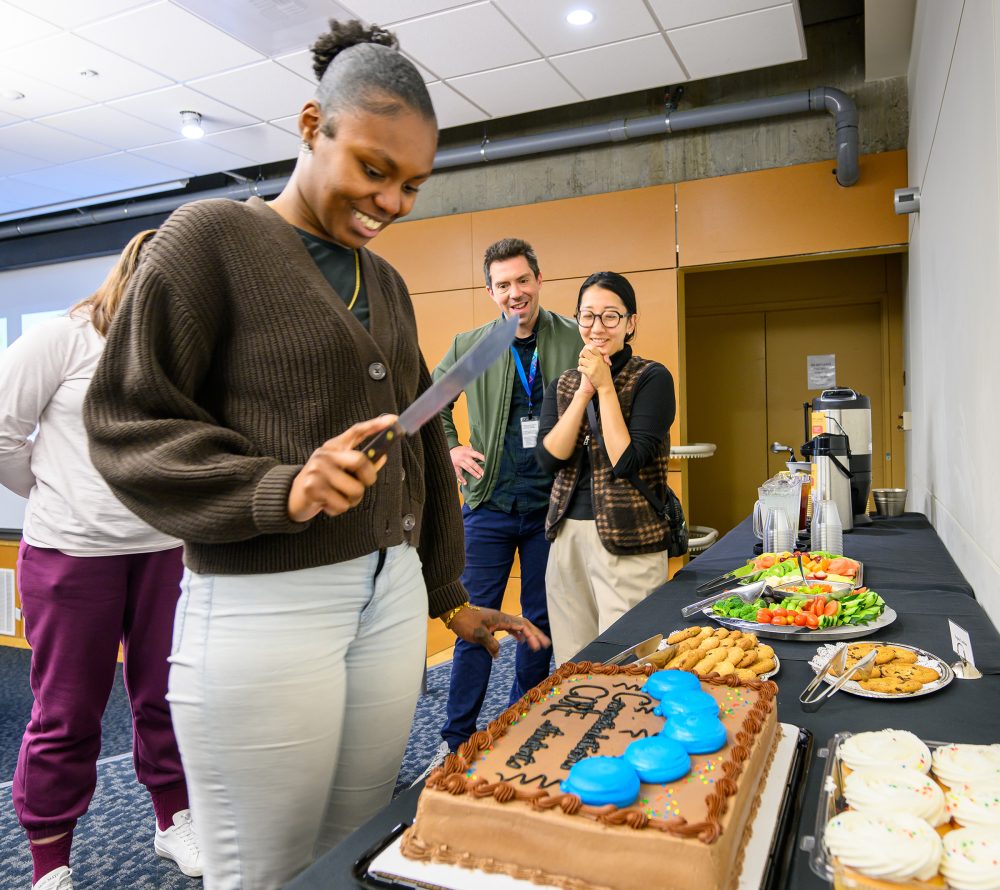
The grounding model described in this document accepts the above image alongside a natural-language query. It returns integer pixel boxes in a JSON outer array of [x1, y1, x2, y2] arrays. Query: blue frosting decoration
[[661, 714, 728, 754], [560, 757, 640, 808], [622, 735, 692, 784], [652, 689, 720, 720], [641, 669, 700, 700]]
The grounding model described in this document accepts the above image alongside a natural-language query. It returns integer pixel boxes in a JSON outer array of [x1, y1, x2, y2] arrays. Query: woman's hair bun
[[311, 19, 399, 82]]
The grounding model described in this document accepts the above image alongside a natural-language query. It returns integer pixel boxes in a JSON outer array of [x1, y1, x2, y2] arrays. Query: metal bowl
[[873, 488, 907, 517]]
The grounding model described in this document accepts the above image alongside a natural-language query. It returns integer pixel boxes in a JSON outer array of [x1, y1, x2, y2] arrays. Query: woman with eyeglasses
[[535, 271, 676, 665]]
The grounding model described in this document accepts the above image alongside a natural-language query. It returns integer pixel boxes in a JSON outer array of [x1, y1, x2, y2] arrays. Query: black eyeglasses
[[575, 309, 629, 329]]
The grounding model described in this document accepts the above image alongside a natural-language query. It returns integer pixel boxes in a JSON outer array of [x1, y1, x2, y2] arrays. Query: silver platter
[[808, 641, 954, 699], [702, 605, 897, 642]]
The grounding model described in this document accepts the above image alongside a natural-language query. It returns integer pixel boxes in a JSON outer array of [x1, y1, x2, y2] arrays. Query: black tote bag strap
[[585, 400, 669, 520]]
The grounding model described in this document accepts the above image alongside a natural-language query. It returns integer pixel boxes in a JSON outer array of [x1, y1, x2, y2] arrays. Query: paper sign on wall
[[807, 354, 836, 390]]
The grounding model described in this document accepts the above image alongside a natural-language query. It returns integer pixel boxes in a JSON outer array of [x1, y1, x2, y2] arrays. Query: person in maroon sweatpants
[[0, 230, 200, 890]]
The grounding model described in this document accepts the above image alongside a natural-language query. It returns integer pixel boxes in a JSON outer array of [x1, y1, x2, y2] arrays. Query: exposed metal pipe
[[0, 86, 858, 242]]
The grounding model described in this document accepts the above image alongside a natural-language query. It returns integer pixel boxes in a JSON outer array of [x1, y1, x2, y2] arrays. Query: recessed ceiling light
[[79, 69, 100, 78], [179, 110, 204, 139], [1, 89, 25, 101], [566, 9, 594, 26]]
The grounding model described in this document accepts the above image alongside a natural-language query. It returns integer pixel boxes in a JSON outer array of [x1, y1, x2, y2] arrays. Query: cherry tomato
[[772, 607, 787, 617], [756, 609, 773, 623], [805, 613, 819, 628], [771, 616, 787, 626], [794, 613, 808, 626], [824, 600, 840, 616]]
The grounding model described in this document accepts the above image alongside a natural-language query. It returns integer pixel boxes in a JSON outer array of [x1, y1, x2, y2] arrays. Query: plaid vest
[[545, 356, 671, 555]]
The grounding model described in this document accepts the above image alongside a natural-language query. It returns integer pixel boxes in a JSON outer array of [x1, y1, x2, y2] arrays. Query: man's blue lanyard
[[511, 345, 539, 416]]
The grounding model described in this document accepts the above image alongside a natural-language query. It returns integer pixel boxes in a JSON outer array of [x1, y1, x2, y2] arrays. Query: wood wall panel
[[470, 185, 677, 284], [370, 213, 474, 294], [677, 150, 908, 267]]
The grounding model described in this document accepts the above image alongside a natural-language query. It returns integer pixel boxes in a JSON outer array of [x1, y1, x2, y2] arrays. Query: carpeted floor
[[0, 639, 524, 889]]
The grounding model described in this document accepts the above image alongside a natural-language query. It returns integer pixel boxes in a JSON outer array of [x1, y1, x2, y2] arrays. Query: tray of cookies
[[637, 625, 780, 680], [807, 641, 954, 699], [804, 729, 1000, 889]]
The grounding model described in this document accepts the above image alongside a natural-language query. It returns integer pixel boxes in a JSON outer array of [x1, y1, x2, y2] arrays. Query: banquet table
[[288, 512, 1000, 890]]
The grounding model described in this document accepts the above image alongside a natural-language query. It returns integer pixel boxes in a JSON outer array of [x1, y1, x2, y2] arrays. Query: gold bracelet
[[442, 602, 479, 629]]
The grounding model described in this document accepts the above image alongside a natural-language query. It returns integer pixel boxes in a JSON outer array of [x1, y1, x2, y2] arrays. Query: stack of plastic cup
[[763, 506, 795, 554], [811, 499, 844, 555]]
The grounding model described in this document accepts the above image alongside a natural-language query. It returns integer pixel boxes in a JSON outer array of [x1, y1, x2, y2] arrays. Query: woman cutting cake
[[83, 19, 547, 889]]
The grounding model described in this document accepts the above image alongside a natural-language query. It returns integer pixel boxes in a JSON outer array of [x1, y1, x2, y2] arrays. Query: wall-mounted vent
[[0, 569, 15, 636]]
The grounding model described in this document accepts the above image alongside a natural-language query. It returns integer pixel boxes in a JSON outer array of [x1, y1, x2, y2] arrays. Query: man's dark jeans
[[441, 504, 553, 751]]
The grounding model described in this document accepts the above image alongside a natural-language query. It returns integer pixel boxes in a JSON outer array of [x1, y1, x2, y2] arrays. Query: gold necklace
[[347, 249, 360, 310]]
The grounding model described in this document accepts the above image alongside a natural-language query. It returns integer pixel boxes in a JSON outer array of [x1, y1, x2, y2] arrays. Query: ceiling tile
[[108, 85, 258, 136], [271, 114, 301, 137], [0, 67, 90, 118], [205, 123, 300, 165], [131, 139, 258, 176], [275, 50, 315, 82], [189, 61, 314, 122], [172, 0, 355, 57], [0, 145, 47, 176], [2, 33, 173, 103], [0, 2, 60, 51], [13, 152, 188, 194], [78, 1, 264, 82], [0, 108, 23, 126], [668, 5, 806, 80], [339, 1, 475, 25], [40, 105, 179, 150], [448, 60, 581, 119], [493, 0, 659, 56], [392, 4, 538, 79], [550, 34, 687, 100], [5, 0, 151, 30], [648, 0, 785, 30], [0, 176, 76, 211], [403, 53, 439, 83], [0, 121, 113, 164], [425, 81, 487, 129]]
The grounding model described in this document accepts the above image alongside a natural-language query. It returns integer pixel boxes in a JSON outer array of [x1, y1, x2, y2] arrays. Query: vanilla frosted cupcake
[[940, 826, 1000, 890], [843, 767, 947, 826], [824, 810, 942, 883], [945, 786, 1000, 830], [839, 730, 932, 774], [932, 744, 1000, 791]]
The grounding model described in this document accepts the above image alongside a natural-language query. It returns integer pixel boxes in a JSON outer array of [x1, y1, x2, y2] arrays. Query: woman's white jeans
[[167, 544, 427, 890]]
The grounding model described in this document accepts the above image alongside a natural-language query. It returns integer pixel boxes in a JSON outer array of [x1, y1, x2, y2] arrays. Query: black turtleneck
[[535, 346, 675, 520]]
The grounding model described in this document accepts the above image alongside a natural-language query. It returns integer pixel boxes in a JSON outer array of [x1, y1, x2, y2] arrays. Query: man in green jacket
[[435, 237, 582, 752]]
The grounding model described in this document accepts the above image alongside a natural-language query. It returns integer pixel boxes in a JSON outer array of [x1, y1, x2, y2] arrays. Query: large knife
[[361, 314, 520, 462]]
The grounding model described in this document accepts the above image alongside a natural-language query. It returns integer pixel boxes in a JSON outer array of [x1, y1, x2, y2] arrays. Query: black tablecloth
[[288, 512, 1000, 890]]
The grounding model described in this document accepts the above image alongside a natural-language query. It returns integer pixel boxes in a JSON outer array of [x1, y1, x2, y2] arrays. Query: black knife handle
[[359, 422, 403, 465]]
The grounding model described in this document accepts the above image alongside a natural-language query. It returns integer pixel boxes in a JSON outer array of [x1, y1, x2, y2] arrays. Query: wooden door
[[765, 303, 885, 490], [685, 312, 768, 536]]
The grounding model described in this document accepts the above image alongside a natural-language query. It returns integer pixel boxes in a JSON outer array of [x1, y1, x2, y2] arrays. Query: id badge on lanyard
[[512, 345, 539, 449]]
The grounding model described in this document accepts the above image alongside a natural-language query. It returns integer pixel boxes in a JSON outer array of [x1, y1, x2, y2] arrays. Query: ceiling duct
[[0, 86, 858, 242]]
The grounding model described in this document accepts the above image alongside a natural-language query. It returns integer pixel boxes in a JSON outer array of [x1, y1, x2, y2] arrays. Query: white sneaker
[[154, 809, 203, 878], [411, 740, 453, 787], [32, 867, 73, 890]]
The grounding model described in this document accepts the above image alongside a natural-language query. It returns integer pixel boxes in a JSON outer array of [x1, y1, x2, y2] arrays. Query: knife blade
[[603, 633, 663, 666], [360, 314, 520, 462]]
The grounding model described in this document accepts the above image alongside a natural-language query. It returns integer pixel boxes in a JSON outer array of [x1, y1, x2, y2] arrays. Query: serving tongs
[[693, 567, 747, 596], [680, 578, 768, 619], [799, 645, 877, 712]]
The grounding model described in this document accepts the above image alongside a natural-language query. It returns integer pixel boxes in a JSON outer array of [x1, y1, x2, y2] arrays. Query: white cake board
[[366, 723, 802, 890]]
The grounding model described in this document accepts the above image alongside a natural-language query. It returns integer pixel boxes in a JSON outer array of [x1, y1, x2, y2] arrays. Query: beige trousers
[[545, 518, 669, 665]]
